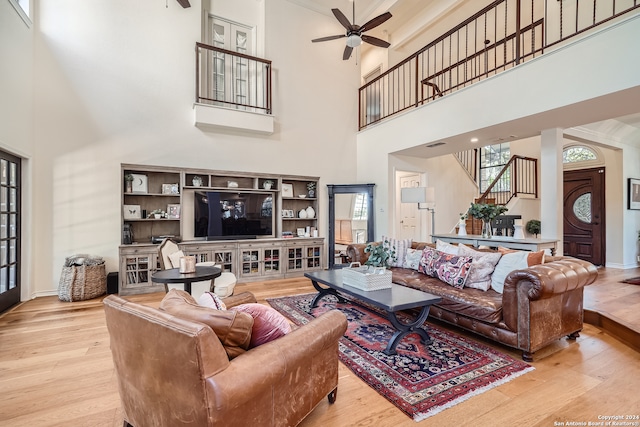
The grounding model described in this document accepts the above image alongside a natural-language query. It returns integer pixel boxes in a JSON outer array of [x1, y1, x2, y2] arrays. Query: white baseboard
[[605, 262, 640, 270]]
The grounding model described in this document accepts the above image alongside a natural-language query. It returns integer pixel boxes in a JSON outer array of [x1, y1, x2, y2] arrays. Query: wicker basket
[[58, 264, 107, 302], [342, 263, 392, 291]]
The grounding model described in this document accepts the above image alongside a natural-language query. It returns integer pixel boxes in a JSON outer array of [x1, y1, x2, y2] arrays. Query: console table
[[432, 234, 559, 255]]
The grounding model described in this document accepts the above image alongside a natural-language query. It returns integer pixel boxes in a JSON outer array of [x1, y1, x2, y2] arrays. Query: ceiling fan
[[312, 2, 392, 60]]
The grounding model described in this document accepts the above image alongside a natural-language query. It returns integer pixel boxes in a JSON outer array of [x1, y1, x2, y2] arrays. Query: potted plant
[[149, 209, 165, 219], [526, 219, 541, 237], [124, 174, 134, 193], [307, 182, 316, 198], [364, 239, 397, 269], [263, 180, 274, 190], [467, 203, 508, 238]]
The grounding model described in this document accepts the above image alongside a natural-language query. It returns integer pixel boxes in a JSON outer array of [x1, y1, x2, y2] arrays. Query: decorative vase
[[264, 182, 272, 190], [305, 206, 315, 219], [192, 176, 203, 187], [125, 181, 133, 193], [513, 224, 525, 239], [298, 209, 308, 219], [482, 219, 493, 238], [457, 221, 467, 236]]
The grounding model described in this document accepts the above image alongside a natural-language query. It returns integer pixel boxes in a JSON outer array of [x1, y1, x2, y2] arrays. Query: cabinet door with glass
[[181, 242, 237, 273], [238, 242, 282, 279], [286, 243, 305, 273], [304, 241, 323, 271], [119, 246, 163, 295], [238, 245, 261, 279]]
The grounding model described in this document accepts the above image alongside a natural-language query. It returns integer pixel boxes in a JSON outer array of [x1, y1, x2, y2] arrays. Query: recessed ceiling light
[[470, 138, 479, 143]]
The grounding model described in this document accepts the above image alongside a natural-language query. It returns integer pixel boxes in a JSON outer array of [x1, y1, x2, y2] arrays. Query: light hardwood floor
[[1, 267, 639, 426]]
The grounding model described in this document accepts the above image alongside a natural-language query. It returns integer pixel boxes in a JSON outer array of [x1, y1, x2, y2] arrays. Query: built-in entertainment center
[[119, 164, 323, 295]]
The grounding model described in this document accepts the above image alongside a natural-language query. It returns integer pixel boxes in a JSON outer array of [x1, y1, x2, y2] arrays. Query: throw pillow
[[490, 251, 529, 293], [382, 236, 412, 268], [198, 291, 227, 310], [419, 247, 473, 289], [497, 247, 545, 266], [436, 239, 459, 255], [159, 289, 253, 359], [230, 303, 292, 348], [168, 250, 186, 269], [457, 244, 503, 291], [402, 248, 422, 271]]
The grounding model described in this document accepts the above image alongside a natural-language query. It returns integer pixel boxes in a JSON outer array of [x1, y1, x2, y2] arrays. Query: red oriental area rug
[[268, 293, 534, 421]]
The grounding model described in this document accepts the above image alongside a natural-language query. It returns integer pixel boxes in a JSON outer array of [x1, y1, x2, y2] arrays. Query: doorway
[[208, 16, 256, 110], [563, 167, 605, 266], [398, 173, 422, 241], [0, 150, 21, 313]]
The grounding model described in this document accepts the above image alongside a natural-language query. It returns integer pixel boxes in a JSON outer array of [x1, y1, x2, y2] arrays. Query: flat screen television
[[194, 191, 274, 240]]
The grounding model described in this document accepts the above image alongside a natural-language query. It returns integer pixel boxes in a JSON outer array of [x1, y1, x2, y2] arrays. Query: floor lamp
[[400, 187, 436, 237]]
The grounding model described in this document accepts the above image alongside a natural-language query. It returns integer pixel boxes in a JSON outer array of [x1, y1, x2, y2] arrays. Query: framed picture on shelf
[[167, 204, 181, 219], [629, 178, 640, 210], [162, 183, 180, 195], [131, 174, 148, 194], [123, 204, 141, 220], [281, 209, 291, 218], [282, 183, 293, 197]]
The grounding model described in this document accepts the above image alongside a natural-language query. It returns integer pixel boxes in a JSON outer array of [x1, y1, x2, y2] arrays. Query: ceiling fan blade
[[359, 12, 392, 33], [332, 8, 352, 31], [312, 34, 346, 43], [361, 35, 391, 48], [343, 45, 353, 60]]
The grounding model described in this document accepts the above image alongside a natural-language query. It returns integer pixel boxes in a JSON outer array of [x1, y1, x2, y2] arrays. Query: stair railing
[[454, 149, 479, 185], [477, 155, 538, 205]]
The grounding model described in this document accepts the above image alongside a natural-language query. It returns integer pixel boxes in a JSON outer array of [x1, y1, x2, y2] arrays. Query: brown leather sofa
[[346, 242, 598, 361], [104, 292, 348, 427]]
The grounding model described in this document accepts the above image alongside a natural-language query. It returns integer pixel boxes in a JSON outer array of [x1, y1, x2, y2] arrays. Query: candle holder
[[179, 256, 196, 273]]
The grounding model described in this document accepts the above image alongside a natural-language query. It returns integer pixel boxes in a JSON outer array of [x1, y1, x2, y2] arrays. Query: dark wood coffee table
[[305, 269, 442, 355], [151, 266, 221, 295]]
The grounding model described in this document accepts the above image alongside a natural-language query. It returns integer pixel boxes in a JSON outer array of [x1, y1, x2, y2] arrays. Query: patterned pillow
[[419, 247, 473, 289], [457, 244, 503, 291], [382, 236, 412, 268], [402, 248, 422, 270]]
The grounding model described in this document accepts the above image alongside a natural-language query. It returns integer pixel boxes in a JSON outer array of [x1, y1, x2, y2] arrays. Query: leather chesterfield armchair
[[104, 294, 348, 427]]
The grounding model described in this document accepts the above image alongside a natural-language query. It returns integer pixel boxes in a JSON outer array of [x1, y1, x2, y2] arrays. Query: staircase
[[455, 151, 538, 234]]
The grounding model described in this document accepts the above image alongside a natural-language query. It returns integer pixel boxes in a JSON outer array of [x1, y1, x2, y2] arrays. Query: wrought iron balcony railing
[[196, 42, 272, 114], [359, 0, 640, 130]]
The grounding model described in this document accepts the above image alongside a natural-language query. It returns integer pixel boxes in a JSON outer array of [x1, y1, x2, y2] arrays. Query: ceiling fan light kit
[[346, 34, 362, 48], [311, 2, 392, 60]]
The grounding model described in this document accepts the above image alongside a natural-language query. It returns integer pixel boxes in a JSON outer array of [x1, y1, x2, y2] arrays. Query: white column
[[540, 128, 564, 254]]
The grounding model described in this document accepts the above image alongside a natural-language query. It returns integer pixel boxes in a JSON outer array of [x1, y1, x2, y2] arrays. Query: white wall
[[24, 0, 361, 296], [356, 15, 640, 264], [0, 1, 35, 301]]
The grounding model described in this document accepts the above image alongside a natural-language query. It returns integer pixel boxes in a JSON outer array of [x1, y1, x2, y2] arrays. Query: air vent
[[426, 142, 446, 148]]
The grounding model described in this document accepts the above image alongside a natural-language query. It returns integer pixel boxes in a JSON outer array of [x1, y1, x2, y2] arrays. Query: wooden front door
[[563, 168, 605, 265]]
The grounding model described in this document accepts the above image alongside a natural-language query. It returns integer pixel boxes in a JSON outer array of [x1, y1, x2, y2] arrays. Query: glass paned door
[[0, 151, 21, 313], [209, 17, 254, 110]]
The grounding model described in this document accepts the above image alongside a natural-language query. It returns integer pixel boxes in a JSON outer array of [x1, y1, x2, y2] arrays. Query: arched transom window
[[563, 145, 597, 163]]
